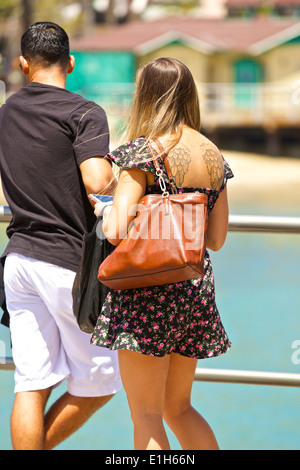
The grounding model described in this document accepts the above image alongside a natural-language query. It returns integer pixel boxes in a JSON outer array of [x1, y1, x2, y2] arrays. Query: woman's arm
[[95, 165, 229, 250], [206, 187, 229, 252], [99, 168, 147, 246]]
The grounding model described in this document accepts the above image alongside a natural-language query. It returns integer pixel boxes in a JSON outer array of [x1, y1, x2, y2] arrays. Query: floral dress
[[91, 137, 234, 359]]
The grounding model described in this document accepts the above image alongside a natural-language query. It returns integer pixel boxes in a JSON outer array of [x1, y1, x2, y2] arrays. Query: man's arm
[[79, 157, 116, 197]]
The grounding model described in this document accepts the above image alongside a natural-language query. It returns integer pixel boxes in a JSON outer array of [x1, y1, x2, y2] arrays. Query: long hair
[[123, 57, 201, 151]]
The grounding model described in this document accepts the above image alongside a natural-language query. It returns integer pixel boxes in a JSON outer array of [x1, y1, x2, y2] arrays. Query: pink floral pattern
[[91, 138, 233, 359]]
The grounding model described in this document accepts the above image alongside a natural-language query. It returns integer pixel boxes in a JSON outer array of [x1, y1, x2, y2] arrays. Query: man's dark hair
[[21, 22, 70, 68]]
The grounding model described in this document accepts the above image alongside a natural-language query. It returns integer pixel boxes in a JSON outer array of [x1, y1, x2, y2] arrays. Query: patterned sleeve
[[219, 157, 234, 193], [107, 138, 155, 173]]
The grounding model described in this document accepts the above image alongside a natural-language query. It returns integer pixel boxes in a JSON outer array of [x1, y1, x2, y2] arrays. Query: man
[[0, 22, 122, 450]]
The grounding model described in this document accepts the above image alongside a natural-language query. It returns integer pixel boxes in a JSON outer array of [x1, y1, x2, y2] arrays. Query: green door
[[234, 58, 264, 107]]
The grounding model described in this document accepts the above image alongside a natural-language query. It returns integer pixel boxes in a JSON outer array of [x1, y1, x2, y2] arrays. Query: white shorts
[[4, 253, 122, 396]]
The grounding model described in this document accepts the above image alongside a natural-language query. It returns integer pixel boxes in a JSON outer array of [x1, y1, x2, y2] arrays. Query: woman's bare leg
[[163, 353, 219, 450], [118, 349, 170, 450]]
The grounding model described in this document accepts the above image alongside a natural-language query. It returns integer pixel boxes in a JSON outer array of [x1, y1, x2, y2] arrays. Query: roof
[[70, 16, 300, 56]]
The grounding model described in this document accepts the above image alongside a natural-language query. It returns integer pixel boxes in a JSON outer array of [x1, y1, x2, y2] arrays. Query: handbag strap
[[147, 138, 178, 195]]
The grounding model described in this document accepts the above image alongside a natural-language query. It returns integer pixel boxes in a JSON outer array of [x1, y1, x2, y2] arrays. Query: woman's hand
[[94, 202, 112, 219], [94, 201, 106, 217], [102, 169, 146, 246]]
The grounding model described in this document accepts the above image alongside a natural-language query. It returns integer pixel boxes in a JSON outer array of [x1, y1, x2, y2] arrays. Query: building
[[69, 14, 300, 155], [226, 0, 300, 18]]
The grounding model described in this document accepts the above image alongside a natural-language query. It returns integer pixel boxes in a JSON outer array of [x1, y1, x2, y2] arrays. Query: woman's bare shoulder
[[182, 129, 224, 190], [199, 135, 224, 191]]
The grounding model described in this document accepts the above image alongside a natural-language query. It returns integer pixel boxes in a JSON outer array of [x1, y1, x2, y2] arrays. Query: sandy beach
[[222, 151, 300, 210]]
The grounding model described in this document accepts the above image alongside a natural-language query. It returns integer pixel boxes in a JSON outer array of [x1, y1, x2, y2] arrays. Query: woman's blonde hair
[[123, 57, 201, 149]]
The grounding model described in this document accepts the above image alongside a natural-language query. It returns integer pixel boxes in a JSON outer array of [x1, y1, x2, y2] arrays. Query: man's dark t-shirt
[[0, 82, 110, 272]]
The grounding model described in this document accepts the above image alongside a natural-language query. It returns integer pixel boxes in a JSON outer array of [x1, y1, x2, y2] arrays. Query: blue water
[[0, 196, 300, 450]]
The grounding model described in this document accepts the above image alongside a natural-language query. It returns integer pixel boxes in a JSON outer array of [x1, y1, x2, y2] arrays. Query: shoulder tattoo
[[167, 147, 192, 187], [201, 143, 224, 190]]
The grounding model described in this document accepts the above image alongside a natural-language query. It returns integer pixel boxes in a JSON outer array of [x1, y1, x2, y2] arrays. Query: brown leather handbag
[[98, 139, 208, 290]]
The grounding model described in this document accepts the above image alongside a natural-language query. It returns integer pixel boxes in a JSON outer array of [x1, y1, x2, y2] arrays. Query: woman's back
[[149, 127, 224, 192], [92, 57, 233, 451]]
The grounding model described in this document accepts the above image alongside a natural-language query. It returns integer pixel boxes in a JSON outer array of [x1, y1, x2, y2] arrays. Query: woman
[[91, 57, 233, 450]]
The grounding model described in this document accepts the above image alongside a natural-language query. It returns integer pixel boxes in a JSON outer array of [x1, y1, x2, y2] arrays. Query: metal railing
[[0, 358, 14, 371], [68, 82, 300, 130], [228, 214, 300, 234], [0, 205, 12, 223], [0, 206, 299, 233], [1, 207, 300, 387], [194, 368, 300, 388], [197, 82, 300, 128]]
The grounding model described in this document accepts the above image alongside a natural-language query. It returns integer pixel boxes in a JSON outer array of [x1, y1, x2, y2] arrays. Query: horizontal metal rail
[[1, 209, 300, 383], [229, 214, 300, 234], [1, 359, 300, 387], [0, 358, 14, 371], [0, 206, 12, 223], [195, 368, 300, 388], [0, 206, 299, 233]]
